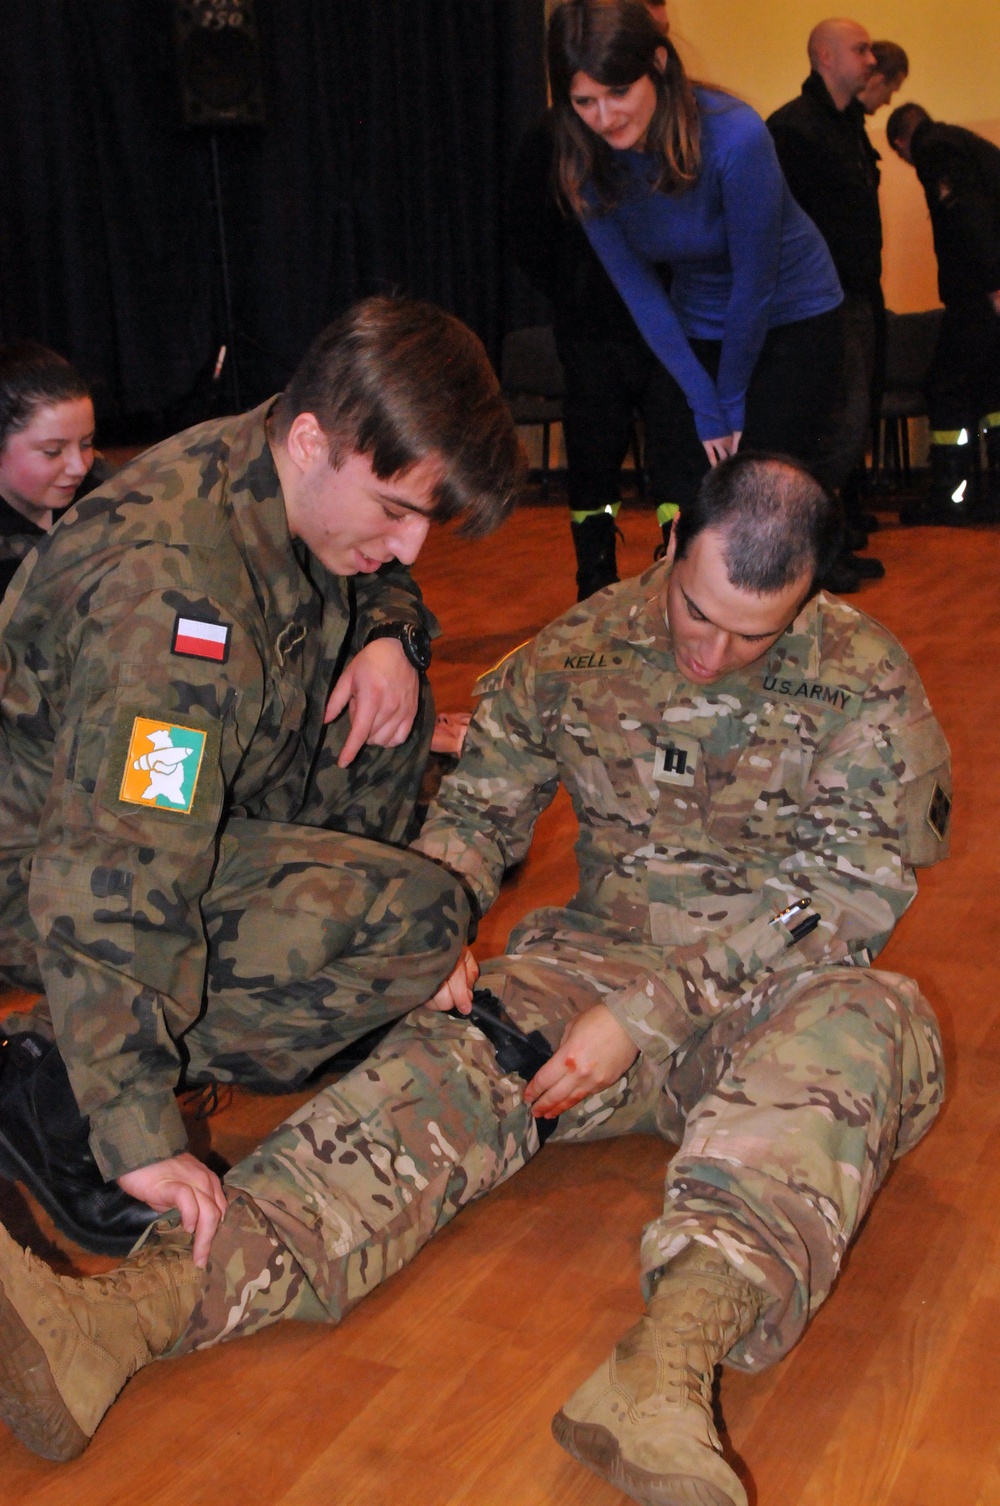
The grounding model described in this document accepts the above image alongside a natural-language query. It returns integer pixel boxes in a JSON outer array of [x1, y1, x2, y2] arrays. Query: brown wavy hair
[[547, 0, 701, 216], [270, 296, 525, 539]]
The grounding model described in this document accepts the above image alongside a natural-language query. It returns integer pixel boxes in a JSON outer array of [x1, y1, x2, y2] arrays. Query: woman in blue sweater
[[547, 1, 854, 587]]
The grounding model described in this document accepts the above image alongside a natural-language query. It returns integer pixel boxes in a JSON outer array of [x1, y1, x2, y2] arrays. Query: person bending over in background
[[509, 0, 677, 600], [887, 101, 1000, 524], [0, 296, 522, 1260], [0, 455, 948, 1506], [0, 341, 113, 600], [543, 1, 856, 594]]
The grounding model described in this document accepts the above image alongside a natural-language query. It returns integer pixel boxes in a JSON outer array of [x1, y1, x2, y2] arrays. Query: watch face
[[367, 622, 432, 671], [404, 624, 432, 672]]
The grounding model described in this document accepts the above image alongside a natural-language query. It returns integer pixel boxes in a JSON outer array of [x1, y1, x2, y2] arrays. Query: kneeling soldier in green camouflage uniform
[[0, 297, 522, 1259], [0, 455, 949, 1506]]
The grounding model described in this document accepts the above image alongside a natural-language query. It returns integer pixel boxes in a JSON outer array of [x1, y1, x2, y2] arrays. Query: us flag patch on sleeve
[[171, 615, 230, 663]]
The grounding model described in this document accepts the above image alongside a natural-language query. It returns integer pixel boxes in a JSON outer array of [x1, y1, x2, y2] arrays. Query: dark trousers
[[557, 335, 681, 511], [927, 299, 1000, 430], [648, 306, 844, 510], [826, 292, 881, 488]]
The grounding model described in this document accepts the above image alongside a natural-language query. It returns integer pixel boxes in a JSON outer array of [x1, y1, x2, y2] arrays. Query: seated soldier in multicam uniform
[[0, 455, 949, 1506], [0, 296, 522, 1259]]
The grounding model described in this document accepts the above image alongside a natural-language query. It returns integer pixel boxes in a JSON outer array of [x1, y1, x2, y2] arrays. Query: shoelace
[[178, 1076, 233, 1121]]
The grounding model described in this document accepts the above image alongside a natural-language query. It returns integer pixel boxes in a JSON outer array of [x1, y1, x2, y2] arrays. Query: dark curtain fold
[[0, 0, 545, 427]]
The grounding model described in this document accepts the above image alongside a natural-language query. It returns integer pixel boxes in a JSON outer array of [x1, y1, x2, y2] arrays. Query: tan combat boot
[[0, 1220, 204, 1462], [552, 1242, 764, 1506]]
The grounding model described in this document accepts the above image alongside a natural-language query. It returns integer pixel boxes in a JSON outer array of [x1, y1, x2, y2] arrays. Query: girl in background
[[0, 342, 110, 599]]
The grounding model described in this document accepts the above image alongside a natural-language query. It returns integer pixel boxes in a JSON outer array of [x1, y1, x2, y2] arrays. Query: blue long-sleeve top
[[580, 88, 843, 441]]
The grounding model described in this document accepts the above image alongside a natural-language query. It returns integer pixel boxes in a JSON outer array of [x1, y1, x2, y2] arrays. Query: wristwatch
[[364, 621, 432, 673]]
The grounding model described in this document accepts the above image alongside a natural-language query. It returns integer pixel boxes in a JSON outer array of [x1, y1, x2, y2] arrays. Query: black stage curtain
[[0, 0, 545, 428]]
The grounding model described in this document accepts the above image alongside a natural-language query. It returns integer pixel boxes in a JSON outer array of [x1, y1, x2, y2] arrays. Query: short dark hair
[[886, 102, 931, 150], [673, 452, 840, 593], [870, 40, 909, 85], [270, 296, 524, 539], [0, 341, 91, 453]]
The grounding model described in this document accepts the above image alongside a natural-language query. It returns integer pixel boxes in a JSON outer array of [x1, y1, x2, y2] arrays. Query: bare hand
[[990, 290, 1000, 318], [118, 1153, 228, 1268], [702, 434, 739, 468], [523, 1004, 639, 1119], [324, 637, 420, 767], [425, 946, 480, 1014]]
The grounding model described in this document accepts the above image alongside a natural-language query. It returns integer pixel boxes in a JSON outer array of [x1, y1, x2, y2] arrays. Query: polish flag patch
[[171, 615, 230, 663]]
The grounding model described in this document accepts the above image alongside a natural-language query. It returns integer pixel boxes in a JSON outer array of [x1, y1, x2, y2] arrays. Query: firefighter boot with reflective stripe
[[552, 1243, 764, 1506], [570, 507, 620, 600], [0, 1220, 202, 1462], [930, 431, 976, 523]]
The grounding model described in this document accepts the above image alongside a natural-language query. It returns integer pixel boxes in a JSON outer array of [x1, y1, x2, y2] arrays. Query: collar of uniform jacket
[[225, 398, 330, 647], [586, 560, 824, 685]]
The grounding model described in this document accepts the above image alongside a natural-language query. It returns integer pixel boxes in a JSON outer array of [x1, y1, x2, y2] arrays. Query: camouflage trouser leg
[[190, 937, 665, 1345], [176, 943, 941, 1365], [181, 817, 469, 1089], [170, 1191, 330, 1356], [641, 964, 944, 1369]]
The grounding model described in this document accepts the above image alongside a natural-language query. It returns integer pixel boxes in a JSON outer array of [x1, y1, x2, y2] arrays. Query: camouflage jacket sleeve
[[15, 586, 267, 1179], [413, 644, 560, 911], [351, 560, 439, 641]]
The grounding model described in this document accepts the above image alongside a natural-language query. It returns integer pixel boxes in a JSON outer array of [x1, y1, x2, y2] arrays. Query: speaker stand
[[209, 129, 241, 412]]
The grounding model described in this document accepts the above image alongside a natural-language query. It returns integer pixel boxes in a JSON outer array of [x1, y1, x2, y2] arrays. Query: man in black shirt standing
[[888, 103, 1000, 523], [768, 19, 885, 584]]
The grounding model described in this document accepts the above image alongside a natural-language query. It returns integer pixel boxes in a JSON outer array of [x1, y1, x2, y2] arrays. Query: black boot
[[570, 511, 620, 601], [980, 420, 1000, 522], [845, 550, 885, 580], [899, 493, 948, 526], [0, 1032, 160, 1255], [819, 552, 862, 594], [930, 435, 976, 524]]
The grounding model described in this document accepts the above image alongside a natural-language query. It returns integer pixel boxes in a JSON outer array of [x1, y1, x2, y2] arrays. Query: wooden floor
[[2, 490, 1000, 1504]]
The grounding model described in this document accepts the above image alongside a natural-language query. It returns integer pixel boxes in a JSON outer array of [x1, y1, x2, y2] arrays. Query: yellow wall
[[663, 0, 1000, 310]]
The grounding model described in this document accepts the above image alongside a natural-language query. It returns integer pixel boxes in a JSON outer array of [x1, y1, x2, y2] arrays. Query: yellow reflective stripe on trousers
[[569, 502, 621, 524]]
